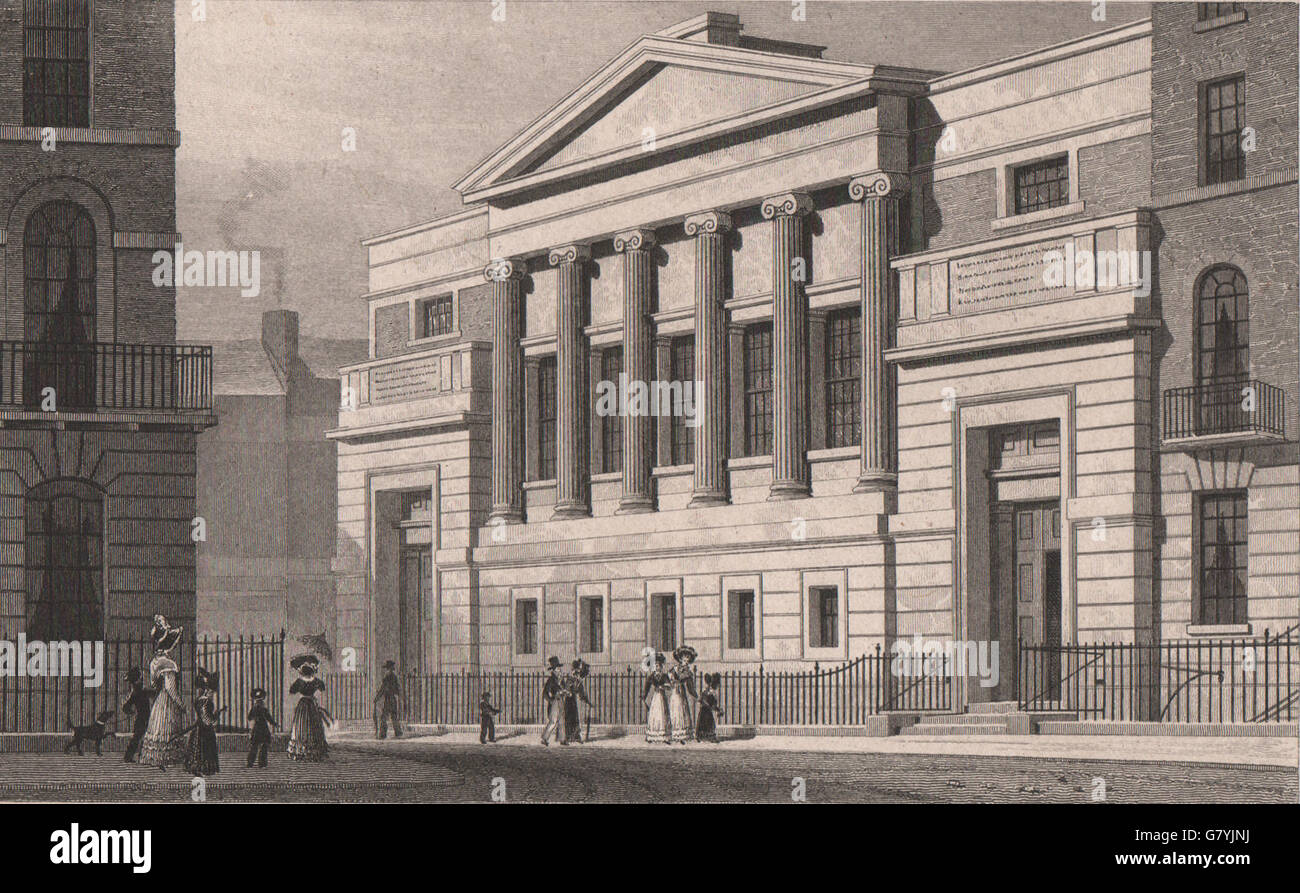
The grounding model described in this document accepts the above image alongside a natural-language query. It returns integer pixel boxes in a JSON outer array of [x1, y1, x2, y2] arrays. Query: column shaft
[[615, 229, 656, 513], [850, 172, 907, 492], [685, 211, 732, 507], [763, 193, 813, 499], [550, 244, 591, 518], [486, 258, 524, 522]]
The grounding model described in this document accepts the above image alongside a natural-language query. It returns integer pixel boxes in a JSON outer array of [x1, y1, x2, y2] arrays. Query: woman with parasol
[[287, 653, 329, 761]]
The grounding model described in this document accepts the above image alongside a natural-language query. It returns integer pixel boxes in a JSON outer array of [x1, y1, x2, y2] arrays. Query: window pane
[[825, 309, 861, 448], [668, 336, 695, 466], [1198, 492, 1248, 625], [537, 358, 557, 480], [23, 0, 90, 127], [1013, 155, 1070, 214], [599, 347, 622, 474], [743, 323, 773, 457]]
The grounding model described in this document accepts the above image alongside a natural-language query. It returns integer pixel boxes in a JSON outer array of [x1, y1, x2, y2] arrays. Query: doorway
[[398, 545, 431, 676], [1005, 500, 1062, 701]]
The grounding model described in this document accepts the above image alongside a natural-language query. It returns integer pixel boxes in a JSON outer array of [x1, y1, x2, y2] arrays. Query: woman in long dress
[[643, 652, 671, 745], [138, 617, 186, 770], [696, 672, 723, 743], [287, 654, 329, 761], [563, 659, 593, 743], [667, 645, 698, 744], [183, 667, 221, 776]]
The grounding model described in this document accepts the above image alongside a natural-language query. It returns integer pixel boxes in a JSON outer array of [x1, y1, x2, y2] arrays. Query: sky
[[174, 0, 1150, 342]]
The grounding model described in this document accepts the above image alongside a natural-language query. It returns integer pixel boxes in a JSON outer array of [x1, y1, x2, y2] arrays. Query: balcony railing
[[1163, 378, 1284, 441], [0, 341, 212, 412]]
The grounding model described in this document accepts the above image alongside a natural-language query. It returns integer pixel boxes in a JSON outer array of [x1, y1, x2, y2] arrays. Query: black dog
[[65, 711, 115, 755]]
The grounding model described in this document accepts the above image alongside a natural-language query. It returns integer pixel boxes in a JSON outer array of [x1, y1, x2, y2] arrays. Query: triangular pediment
[[453, 34, 881, 202], [525, 64, 825, 175]]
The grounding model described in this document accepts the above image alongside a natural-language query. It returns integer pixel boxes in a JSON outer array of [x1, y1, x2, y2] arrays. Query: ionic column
[[849, 171, 907, 493], [549, 244, 592, 519], [762, 192, 814, 500], [684, 210, 732, 507], [486, 257, 525, 523], [614, 228, 656, 513]]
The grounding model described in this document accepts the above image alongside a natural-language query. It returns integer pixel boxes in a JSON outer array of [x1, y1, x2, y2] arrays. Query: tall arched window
[[1195, 265, 1249, 433], [24, 201, 96, 409], [25, 479, 104, 641], [23, 0, 91, 128]]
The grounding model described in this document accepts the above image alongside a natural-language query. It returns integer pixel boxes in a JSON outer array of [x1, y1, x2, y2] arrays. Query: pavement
[[332, 726, 1300, 767], [0, 728, 1293, 803]]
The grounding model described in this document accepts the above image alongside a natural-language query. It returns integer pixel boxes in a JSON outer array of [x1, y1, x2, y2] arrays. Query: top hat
[[382, 660, 396, 671], [653, 652, 666, 666], [290, 653, 320, 673], [195, 667, 219, 690], [672, 644, 698, 663], [251, 686, 267, 700], [545, 656, 561, 670]]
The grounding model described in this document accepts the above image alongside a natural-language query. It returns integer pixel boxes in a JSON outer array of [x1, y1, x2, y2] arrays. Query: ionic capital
[[848, 171, 909, 201], [484, 257, 526, 282], [613, 228, 657, 253], [761, 192, 814, 220], [548, 244, 592, 267], [683, 210, 733, 237]]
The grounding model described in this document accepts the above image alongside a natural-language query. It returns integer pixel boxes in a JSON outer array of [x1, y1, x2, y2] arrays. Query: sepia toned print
[[0, 0, 1296, 810]]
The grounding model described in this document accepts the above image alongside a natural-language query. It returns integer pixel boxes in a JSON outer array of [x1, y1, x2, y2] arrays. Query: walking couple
[[128, 615, 223, 775], [644, 645, 723, 744], [541, 657, 593, 745]]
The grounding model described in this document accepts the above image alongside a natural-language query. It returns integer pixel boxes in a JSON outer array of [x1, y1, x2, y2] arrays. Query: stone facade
[[331, 9, 1298, 710], [0, 0, 210, 642]]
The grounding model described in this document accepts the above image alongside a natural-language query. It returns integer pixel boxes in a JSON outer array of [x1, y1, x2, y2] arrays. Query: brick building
[[331, 6, 1297, 712], [0, 0, 211, 643]]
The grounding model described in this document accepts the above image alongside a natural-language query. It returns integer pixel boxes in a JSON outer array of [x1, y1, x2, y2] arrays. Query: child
[[695, 672, 723, 743], [479, 690, 500, 744], [121, 667, 152, 763], [247, 686, 277, 768]]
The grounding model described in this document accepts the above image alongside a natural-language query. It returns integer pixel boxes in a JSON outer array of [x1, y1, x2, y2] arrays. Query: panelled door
[[1014, 501, 1063, 700], [398, 546, 432, 675]]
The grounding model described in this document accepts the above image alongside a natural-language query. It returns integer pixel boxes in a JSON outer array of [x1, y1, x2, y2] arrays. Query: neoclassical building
[[0, 0, 210, 644], [332, 5, 1298, 708]]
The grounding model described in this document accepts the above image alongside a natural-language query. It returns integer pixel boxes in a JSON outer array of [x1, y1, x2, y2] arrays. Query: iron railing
[[1163, 378, 1284, 440], [322, 647, 955, 726], [0, 341, 212, 412], [0, 630, 285, 733], [1019, 625, 1298, 722]]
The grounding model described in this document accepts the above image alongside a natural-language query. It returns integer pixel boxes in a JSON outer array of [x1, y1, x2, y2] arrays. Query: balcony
[[329, 340, 490, 441], [1162, 378, 1286, 446], [0, 341, 212, 419]]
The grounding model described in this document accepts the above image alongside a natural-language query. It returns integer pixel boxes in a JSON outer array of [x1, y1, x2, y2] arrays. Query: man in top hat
[[121, 666, 152, 763], [478, 690, 500, 744], [374, 659, 403, 739], [246, 686, 277, 768], [540, 656, 566, 746]]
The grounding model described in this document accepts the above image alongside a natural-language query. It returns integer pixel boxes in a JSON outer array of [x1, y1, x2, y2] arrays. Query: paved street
[[0, 733, 1294, 803]]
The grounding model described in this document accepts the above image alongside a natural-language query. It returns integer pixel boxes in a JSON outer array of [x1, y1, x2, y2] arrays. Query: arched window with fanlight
[[1195, 265, 1249, 434], [24, 479, 104, 641], [23, 200, 96, 409]]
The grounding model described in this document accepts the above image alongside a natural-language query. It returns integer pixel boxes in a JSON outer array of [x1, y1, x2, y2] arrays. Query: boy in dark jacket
[[478, 690, 500, 744], [121, 667, 152, 763], [246, 686, 277, 768]]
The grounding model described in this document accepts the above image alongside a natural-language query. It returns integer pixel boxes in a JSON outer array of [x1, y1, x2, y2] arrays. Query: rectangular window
[[743, 323, 774, 457], [1203, 75, 1246, 185], [825, 308, 862, 448], [1197, 3, 1241, 21], [599, 347, 622, 474], [669, 336, 695, 466], [809, 586, 839, 649], [537, 357, 557, 480], [1013, 155, 1070, 214], [420, 295, 454, 339], [649, 593, 676, 652], [515, 599, 539, 655], [23, 0, 91, 128], [579, 596, 604, 653], [727, 590, 756, 650], [1198, 492, 1248, 625]]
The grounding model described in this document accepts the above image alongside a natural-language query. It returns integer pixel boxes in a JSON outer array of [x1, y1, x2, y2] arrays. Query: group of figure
[[539, 657, 594, 745], [643, 645, 724, 744], [117, 615, 331, 776]]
